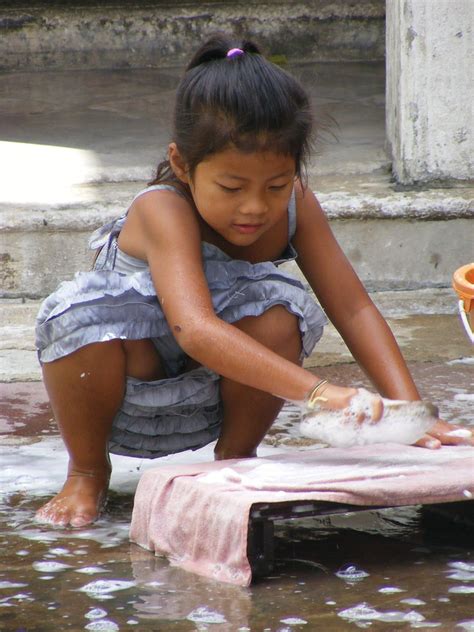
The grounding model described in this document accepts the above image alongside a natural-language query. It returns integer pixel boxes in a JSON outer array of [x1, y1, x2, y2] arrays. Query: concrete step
[[0, 0, 385, 72], [1, 173, 473, 298]]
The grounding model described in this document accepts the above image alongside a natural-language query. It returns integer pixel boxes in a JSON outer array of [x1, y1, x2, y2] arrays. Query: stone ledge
[[1, 175, 472, 297], [1, 177, 472, 233], [0, 1, 385, 71]]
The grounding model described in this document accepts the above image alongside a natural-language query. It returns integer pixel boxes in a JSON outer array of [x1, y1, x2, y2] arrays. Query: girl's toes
[[35, 502, 69, 526], [70, 512, 97, 528]]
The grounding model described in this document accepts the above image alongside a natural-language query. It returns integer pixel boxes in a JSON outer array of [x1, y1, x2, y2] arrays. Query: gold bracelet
[[306, 379, 329, 409]]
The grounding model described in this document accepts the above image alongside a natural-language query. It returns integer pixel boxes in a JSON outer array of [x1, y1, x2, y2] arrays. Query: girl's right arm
[[127, 189, 360, 411]]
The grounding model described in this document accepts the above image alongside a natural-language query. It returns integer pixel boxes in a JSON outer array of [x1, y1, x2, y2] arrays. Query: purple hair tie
[[226, 48, 244, 58]]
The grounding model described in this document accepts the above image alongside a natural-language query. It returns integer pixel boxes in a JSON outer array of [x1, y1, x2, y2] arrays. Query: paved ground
[[0, 61, 387, 195]]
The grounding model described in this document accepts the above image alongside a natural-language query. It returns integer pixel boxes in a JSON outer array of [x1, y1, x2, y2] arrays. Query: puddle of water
[[1, 359, 473, 631]]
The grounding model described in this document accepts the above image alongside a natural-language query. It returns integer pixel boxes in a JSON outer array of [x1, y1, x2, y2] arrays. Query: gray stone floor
[[0, 62, 387, 190]]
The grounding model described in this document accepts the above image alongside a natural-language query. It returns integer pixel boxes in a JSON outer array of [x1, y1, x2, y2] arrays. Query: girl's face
[[171, 145, 296, 246]]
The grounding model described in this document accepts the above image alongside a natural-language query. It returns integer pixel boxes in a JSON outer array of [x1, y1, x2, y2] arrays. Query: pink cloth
[[130, 445, 474, 586]]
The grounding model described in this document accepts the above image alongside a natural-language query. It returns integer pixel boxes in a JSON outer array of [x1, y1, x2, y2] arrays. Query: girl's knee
[[268, 306, 302, 356], [237, 305, 302, 358]]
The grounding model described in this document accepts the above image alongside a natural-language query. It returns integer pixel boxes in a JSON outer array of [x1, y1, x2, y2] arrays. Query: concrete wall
[[2, 205, 472, 298], [386, 0, 474, 185], [0, 0, 386, 71]]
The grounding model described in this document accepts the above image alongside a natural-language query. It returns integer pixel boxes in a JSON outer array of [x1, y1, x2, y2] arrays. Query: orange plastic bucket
[[453, 263, 474, 343]]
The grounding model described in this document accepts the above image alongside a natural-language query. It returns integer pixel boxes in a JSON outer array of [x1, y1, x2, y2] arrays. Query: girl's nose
[[240, 195, 268, 216]]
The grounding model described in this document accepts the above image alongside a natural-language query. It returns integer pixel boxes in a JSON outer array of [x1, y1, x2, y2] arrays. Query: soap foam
[[300, 390, 438, 448]]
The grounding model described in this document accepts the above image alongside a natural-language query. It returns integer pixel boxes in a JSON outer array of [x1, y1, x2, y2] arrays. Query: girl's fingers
[[350, 390, 383, 425], [415, 419, 474, 448], [414, 434, 442, 449], [370, 395, 384, 423]]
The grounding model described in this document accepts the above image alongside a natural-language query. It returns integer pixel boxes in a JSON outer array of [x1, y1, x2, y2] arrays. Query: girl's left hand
[[415, 419, 474, 449]]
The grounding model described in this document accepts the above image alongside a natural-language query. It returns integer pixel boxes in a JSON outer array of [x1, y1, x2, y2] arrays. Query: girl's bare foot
[[35, 469, 110, 528]]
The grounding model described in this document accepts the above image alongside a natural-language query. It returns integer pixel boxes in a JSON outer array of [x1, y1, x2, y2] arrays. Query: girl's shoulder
[[293, 179, 326, 230], [117, 181, 199, 261], [127, 181, 195, 226]]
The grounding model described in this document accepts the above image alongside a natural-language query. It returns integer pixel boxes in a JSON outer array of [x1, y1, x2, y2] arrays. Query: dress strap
[[131, 183, 184, 204], [287, 188, 297, 241]]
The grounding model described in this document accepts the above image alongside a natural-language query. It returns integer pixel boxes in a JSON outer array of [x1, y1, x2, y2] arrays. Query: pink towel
[[130, 445, 474, 586]]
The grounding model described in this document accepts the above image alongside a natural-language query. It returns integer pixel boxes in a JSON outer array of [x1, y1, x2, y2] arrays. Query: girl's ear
[[168, 143, 190, 183]]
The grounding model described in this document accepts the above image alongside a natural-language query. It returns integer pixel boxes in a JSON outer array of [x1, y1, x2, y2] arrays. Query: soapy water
[[2, 485, 474, 631], [300, 389, 440, 447]]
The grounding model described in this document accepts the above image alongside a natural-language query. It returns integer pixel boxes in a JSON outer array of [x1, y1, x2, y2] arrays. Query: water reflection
[[1, 491, 473, 630], [130, 545, 252, 628]]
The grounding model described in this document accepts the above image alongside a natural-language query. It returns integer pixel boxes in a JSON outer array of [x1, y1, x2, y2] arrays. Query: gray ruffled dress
[[36, 185, 327, 459]]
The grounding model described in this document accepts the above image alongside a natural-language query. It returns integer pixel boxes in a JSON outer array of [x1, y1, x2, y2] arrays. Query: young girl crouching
[[34, 35, 472, 528]]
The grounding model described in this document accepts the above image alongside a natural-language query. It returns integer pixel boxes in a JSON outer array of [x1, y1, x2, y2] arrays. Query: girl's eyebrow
[[218, 170, 294, 182]]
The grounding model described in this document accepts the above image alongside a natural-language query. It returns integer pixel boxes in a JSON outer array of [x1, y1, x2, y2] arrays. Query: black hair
[[149, 34, 313, 189]]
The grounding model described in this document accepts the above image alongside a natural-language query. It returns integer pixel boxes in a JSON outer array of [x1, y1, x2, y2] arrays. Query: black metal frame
[[247, 499, 474, 578]]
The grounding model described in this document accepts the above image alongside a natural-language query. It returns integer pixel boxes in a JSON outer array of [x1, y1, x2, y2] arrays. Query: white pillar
[[386, 0, 473, 184]]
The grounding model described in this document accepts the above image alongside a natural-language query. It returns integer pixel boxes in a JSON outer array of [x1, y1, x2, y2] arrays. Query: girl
[[35, 35, 472, 528]]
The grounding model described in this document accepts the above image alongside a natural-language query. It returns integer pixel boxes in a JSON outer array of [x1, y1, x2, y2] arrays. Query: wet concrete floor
[[0, 62, 387, 190], [1, 313, 473, 630]]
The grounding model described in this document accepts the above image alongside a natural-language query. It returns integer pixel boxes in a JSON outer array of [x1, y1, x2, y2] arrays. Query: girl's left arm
[[292, 184, 473, 448]]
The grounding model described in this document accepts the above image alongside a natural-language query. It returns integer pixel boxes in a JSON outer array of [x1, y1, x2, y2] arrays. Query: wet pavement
[[1, 309, 473, 631]]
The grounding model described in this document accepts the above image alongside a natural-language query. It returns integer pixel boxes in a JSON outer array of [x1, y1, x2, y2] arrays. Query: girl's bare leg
[[35, 339, 164, 527], [215, 306, 302, 460]]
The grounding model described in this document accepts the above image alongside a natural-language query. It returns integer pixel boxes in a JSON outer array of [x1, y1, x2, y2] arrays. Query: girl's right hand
[[307, 382, 384, 424]]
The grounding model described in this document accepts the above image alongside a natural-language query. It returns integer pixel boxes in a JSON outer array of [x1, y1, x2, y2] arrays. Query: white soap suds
[[78, 580, 135, 595], [336, 565, 369, 582], [447, 429, 473, 438], [32, 561, 72, 573], [300, 390, 438, 448], [186, 607, 227, 624], [338, 602, 425, 623], [85, 608, 108, 620], [449, 561, 474, 572], [400, 598, 426, 606], [448, 586, 474, 594], [85, 621, 119, 631], [454, 394, 474, 402]]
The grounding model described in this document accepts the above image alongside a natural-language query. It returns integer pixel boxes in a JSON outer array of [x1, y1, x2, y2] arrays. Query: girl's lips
[[232, 223, 263, 234]]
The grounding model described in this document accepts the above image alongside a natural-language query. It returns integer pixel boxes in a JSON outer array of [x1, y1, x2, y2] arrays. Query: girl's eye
[[269, 183, 290, 191], [218, 184, 241, 193]]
